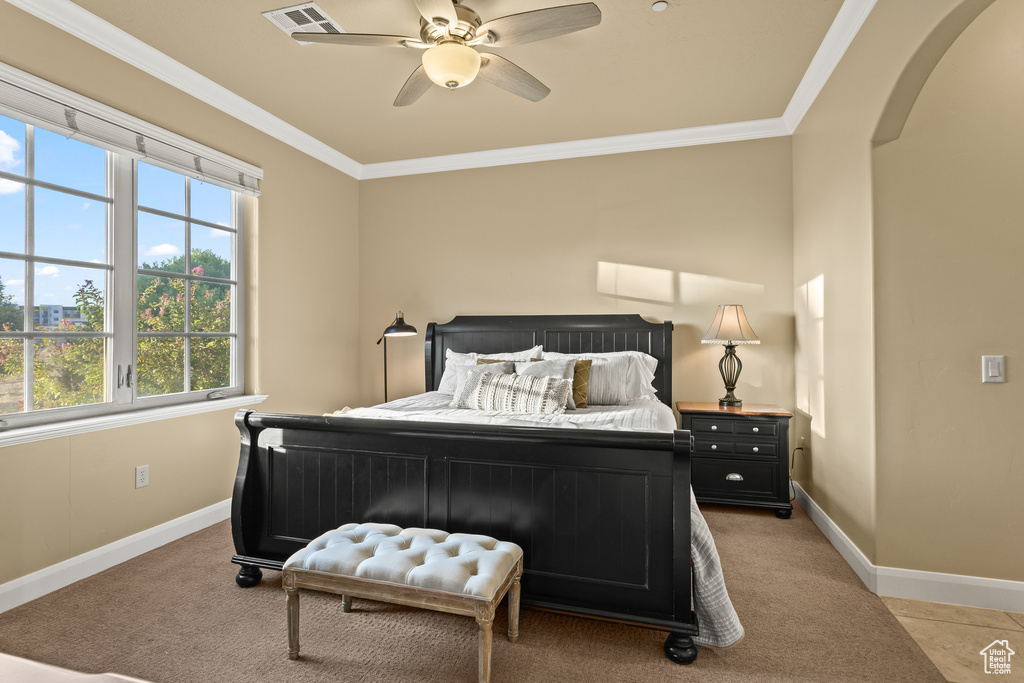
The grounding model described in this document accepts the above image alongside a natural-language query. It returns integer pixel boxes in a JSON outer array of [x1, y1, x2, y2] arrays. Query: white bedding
[[331, 392, 744, 649], [336, 391, 677, 431]]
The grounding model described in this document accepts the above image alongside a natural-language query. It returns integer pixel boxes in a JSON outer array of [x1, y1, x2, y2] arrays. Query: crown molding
[[782, 0, 877, 132], [359, 118, 791, 179], [7, 0, 873, 180], [4, 0, 363, 179]]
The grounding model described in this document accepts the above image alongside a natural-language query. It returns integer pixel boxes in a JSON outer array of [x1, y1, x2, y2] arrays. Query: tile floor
[[882, 596, 1023, 682]]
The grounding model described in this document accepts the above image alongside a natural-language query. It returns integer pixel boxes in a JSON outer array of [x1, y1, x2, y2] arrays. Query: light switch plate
[[982, 355, 1005, 383]]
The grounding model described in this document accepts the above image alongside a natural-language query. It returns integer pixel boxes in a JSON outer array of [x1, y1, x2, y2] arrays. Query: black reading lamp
[[701, 304, 760, 407], [376, 311, 417, 403]]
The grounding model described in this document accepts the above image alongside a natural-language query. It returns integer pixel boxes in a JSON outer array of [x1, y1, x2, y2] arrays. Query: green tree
[[0, 249, 231, 415], [0, 276, 20, 331], [0, 279, 105, 411]]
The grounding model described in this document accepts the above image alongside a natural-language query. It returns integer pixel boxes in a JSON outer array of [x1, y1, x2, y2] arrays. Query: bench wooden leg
[[285, 583, 300, 660], [475, 603, 495, 683], [507, 557, 522, 643], [341, 595, 352, 612]]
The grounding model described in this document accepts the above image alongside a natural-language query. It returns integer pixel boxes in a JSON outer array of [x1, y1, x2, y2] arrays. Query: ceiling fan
[[289, 0, 602, 106]]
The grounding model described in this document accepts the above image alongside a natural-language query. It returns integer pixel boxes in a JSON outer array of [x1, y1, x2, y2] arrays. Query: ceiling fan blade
[[476, 3, 601, 47], [477, 54, 550, 102], [413, 0, 458, 28], [292, 32, 426, 48], [394, 65, 434, 107]]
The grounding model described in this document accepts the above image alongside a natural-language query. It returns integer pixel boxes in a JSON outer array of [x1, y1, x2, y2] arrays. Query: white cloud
[[208, 227, 230, 238], [7, 279, 24, 286], [90, 259, 102, 264], [83, 201, 91, 210], [0, 178, 22, 195], [0, 130, 23, 171], [145, 243, 182, 257], [36, 265, 59, 278]]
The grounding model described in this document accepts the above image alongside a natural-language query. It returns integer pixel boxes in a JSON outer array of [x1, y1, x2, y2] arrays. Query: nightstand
[[677, 402, 793, 519]]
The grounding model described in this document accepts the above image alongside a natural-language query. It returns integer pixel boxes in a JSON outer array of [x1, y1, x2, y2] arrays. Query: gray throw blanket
[[690, 487, 744, 647]]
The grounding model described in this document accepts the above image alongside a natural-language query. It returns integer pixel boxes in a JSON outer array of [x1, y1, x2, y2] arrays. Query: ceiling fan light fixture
[[422, 41, 481, 89]]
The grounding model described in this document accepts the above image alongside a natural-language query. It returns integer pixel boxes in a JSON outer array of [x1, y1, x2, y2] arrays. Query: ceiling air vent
[[262, 3, 343, 45]]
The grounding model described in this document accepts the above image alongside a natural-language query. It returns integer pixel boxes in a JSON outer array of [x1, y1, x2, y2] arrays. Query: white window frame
[[0, 61, 265, 441]]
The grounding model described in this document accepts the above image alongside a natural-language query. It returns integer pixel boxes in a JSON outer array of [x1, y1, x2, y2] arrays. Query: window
[[136, 162, 237, 398], [0, 62, 260, 429]]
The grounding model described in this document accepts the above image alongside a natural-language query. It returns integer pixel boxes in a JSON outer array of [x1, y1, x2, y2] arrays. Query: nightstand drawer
[[691, 418, 735, 434], [691, 457, 779, 500], [734, 422, 777, 437], [694, 437, 777, 458]]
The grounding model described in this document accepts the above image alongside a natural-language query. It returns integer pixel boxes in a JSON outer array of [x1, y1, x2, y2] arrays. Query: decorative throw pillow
[[437, 345, 543, 394], [515, 358, 576, 407], [451, 368, 496, 409], [569, 359, 592, 409], [448, 361, 514, 407], [465, 372, 571, 414]]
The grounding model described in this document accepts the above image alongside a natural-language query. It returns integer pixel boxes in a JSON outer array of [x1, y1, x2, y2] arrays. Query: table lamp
[[701, 304, 759, 407]]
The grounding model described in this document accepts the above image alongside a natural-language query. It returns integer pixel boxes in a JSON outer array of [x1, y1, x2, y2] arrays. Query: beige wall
[[358, 139, 796, 411], [0, 5, 360, 584], [872, 0, 1024, 581], [789, 0, 1024, 583]]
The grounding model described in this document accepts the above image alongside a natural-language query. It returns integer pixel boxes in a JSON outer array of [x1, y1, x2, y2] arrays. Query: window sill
[[0, 394, 269, 448]]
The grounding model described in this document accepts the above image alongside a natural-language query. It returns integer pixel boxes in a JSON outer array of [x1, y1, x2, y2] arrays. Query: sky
[[0, 113, 232, 311]]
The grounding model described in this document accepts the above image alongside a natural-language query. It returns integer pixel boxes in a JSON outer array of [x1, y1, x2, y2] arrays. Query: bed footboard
[[231, 409, 698, 654]]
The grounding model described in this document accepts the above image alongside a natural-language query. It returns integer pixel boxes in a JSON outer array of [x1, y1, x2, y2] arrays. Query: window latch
[[118, 365, 125, 388], [126, 364, 133, 388]]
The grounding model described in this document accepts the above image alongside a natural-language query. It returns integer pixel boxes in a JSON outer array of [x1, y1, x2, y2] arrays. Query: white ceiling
[[10, 0, 875, 178]]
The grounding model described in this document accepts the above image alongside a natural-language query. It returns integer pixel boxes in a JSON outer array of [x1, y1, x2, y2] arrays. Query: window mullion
[[183, 177, 191, 393], [232, 194, 245, 390], [110, 154, 135, 407], [23, 124, 34, 412]]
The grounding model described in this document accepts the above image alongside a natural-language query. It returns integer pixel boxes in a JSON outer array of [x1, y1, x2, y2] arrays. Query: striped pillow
[[466, 371, 571, 414]]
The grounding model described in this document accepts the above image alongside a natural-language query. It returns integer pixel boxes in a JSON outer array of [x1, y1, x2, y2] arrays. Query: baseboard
[[0, 499, 231, 615], [792, 483, 1024, 612]]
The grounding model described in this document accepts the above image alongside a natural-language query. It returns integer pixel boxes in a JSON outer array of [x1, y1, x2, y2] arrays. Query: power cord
[[789, 446, 804, 502]]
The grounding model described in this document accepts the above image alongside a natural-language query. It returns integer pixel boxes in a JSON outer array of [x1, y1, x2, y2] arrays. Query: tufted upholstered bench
[[282, 523, 524, 683]]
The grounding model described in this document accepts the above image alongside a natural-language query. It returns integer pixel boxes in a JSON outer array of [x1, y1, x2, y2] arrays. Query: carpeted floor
[[0, 501, 944, 682]]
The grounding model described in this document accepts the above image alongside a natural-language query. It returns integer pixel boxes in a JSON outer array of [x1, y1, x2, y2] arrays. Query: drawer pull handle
[[711, 444, 717, 451], [711, 425, 718, 431], [752, 427, 759, 433], [752, 447, 759, 453], [726, 473, 744, 482]]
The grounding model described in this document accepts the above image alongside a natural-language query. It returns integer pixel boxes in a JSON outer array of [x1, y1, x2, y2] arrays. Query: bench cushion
[[283, 523, 523, 599]]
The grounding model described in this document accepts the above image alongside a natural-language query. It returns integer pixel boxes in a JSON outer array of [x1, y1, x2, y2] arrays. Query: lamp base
[[716, 345, 743, 408]]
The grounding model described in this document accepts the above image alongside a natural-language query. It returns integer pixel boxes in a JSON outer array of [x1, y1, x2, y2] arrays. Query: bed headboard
[[424, 314, 673, 407]]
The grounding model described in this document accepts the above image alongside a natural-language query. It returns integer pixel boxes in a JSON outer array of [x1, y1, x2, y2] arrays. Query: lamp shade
[[422, 42, 481, 89], [701, 305, 759, 345], [383, 311, 417, 337]]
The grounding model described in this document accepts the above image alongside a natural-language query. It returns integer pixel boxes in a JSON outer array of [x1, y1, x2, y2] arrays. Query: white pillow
[[437, 345, 543, 394], [541, 350, 658, 405], [460, 371, 571, 414], [515, 358, 577, 408], [448, 361, 514, 407]]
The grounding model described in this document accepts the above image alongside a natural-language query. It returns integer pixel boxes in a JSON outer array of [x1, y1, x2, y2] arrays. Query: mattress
[[333, 391, 678, 431]]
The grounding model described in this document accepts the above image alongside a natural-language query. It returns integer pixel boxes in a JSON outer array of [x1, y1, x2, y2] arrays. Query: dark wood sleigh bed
[[230, 314, 700, 663]]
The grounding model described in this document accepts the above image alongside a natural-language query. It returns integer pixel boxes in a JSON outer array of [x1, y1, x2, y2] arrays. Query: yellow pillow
[[571, 359, 592, 409]]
